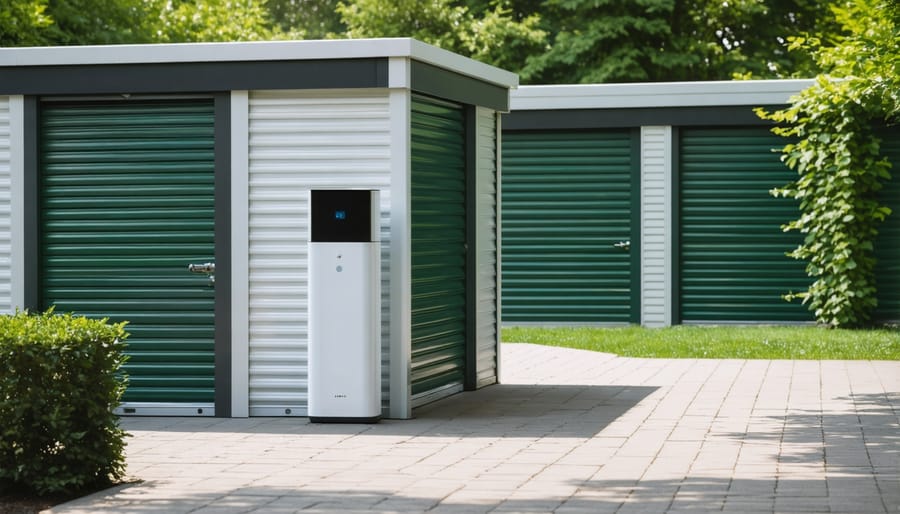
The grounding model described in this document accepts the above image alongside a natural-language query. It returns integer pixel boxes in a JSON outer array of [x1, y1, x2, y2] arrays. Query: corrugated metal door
[[875, 128, 900, 322], [40, 100, 216, 405], [501, 130, 634, 323], [410, 95, 466, 401], [679, 127, 812, 322]]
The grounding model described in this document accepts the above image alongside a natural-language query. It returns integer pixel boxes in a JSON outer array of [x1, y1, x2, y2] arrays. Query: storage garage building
[[0, 39, 514, 418], [502, 81, 899, 326]]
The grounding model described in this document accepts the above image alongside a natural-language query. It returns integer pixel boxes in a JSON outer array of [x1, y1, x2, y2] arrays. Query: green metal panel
[[40, 100, 216, 403], [875, 127, 900, 322], [501, 130, 634, 323], [410, 96, 467, 397], [679, 127, 812, 322]]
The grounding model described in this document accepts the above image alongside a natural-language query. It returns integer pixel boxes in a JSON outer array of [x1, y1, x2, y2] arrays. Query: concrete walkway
[[50, 343, 900, 513]]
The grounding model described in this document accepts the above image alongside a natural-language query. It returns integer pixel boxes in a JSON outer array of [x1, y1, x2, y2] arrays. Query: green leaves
[[0, 310, 129, 495], [337, 0, 547, 72], [757, 0, 898, 327]]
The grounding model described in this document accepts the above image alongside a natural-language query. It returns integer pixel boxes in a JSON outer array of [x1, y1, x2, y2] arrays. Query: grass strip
[[502, 325, 900, 360]]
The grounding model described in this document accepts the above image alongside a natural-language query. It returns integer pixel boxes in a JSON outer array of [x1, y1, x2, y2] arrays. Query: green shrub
[[0, 310, 129, 495]]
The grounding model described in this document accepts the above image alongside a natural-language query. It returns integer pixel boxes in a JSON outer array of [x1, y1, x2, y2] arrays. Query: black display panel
[[310, 190, 373, 242]]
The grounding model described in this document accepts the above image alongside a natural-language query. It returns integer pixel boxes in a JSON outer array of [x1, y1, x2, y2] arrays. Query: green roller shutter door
[[679, 127, 812, 322], [410, 96, 467, 398], [875, 127, 900, 322], [502, 130, 634, 323], [40, 100, 216, 404]]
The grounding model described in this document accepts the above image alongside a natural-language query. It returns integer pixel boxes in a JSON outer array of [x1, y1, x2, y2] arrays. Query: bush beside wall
[[0, 310, 129, 495]]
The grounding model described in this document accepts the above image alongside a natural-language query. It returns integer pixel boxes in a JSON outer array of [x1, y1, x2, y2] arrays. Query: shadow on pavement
[[120, 383, 659, 440]]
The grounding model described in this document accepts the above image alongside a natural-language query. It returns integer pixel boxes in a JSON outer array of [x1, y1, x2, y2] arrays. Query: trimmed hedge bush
[[0, 310, 129, 495]]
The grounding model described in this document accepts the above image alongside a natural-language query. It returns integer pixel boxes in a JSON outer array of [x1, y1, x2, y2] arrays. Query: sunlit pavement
[[48, 343, 900, 513]]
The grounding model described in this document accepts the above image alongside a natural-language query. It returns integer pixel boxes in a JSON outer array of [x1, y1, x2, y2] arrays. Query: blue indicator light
[[334, 210, 347, 220]]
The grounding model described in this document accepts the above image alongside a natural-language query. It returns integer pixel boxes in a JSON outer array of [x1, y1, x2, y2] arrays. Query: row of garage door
[[38, 96, 470, 407], [30, 100, 900, 406], [502, 126, 900, 324]]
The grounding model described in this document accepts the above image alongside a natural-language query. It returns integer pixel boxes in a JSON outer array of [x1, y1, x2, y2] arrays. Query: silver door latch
[[613, 241, 631, 251], [188, 262, 216, 285]]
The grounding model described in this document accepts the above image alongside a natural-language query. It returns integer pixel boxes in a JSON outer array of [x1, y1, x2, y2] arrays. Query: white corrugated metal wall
[[640, 126, 672, 327], [0, 97, 11, 313], [247, 90, 392, 416], [475, 107, 499, 386]]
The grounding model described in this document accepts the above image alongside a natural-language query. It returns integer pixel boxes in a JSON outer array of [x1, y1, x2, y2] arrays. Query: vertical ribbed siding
[[640, 126, 672, 327], [0, 97, 10, 313], [410, 95, 467, 401], [475, 107, 498, 387], [679, 127, 812, 322], [875, 128, 900, 322], [248, 90, 391, 416], [40, 100, 217, 404], [502, 130, 633, 323]]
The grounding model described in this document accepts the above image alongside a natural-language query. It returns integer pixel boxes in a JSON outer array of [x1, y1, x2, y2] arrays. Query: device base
[[309, 416, 381, 424]]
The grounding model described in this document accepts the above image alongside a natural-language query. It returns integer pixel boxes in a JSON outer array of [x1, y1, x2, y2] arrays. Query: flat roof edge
[[511, 79, 816, 110], [0, 38, 518, 90]]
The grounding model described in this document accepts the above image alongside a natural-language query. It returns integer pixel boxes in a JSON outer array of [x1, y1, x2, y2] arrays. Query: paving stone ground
[[49, 343, 900, 513]]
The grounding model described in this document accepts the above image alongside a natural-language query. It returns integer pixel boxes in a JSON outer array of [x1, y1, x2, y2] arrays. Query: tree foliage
[[268, 0, 344, 39], [337, 0, 546, 72], [41, 0, 154, 44], [756, 0, 899, 327], [151, 0, 275, 43], [0, 0, 52, 47], [2, 0, 845, 86], [521, 0, 838, 83]]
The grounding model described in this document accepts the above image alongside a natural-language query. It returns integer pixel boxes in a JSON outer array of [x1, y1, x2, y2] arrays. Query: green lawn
[[502, 325, 900, 360]]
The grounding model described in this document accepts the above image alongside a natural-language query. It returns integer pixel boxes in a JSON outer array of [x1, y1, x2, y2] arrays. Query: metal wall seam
[[640, 126, 672, 327], [230, 90, 250, 417], [0, 96, 11, 313], [247, 89, 392, 417], [474, 105, 498, 387]]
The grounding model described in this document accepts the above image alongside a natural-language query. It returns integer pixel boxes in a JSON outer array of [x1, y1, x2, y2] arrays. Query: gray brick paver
[[43, 344, 900, 514]]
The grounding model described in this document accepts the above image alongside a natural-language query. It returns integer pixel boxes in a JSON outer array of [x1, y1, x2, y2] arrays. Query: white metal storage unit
[[0, 39, 515, 419]]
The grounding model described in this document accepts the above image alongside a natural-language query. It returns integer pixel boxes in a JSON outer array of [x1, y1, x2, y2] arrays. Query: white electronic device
[[308, 189, 381, 423]]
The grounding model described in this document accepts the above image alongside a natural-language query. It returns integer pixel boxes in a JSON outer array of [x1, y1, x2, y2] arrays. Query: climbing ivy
[[756, 0, 899, 327]]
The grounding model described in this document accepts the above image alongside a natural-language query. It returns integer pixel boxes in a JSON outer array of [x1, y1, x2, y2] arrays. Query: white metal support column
[[388, 56, 412, 419], [230, 90, 250, 417], [640, 126, 673, 327]]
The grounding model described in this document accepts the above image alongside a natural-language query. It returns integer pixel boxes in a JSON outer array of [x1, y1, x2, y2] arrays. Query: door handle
[[188, 262, 215, 285], [613, 241, 631, 252]]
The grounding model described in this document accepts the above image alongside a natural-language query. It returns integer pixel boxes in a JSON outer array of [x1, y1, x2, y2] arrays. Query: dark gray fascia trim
[[503, 105, 786, 130], [213, 93, 232, 418], [23, 97, 39, 311], [0, 58, 389, 96], [411, 61, 509, 112]]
